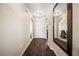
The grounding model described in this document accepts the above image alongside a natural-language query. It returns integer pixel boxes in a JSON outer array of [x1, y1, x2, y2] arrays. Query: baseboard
[[20, 45, 28, 56], [20, 38, 33, 56]]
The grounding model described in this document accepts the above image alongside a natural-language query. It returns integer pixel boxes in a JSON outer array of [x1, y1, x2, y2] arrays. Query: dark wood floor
[[22, 38, 56, 56]]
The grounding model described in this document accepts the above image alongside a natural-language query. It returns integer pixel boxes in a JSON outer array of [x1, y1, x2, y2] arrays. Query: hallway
[[22, 3, 56, 56], [0, 3, 79, 56]]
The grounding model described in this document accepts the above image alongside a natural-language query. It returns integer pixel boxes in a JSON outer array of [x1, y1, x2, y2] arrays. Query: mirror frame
[[53, 3, 72, 56]]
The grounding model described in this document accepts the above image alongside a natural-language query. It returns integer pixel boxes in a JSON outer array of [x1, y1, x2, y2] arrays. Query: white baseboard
[[20, 45, 28, 56], [20, 38, 33, 56]]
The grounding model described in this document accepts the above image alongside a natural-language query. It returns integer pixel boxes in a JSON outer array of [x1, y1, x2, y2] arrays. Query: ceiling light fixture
[[33, 11, 44, 17]]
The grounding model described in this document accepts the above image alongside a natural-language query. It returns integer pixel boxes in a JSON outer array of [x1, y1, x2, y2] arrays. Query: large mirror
[[53, 3, 72, 56]]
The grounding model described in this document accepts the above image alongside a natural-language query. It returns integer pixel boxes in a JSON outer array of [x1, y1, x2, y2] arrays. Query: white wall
[[73, 4, 79, 56], [33, 16, 47, 39], [0, 4, 31, 56]]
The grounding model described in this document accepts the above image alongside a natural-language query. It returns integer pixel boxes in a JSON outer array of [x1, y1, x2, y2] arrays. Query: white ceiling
[[25, 3, 55, 16]]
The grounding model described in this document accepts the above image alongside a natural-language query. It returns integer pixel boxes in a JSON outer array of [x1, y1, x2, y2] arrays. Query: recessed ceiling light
[[33, 11, 44, 17]]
